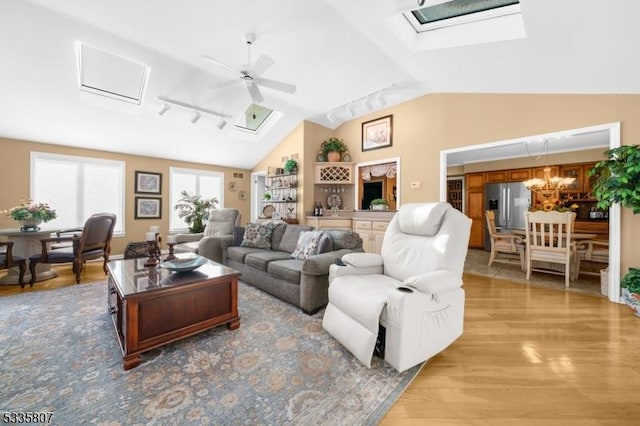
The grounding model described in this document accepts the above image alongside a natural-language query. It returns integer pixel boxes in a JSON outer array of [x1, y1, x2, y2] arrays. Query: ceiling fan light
[[190, 111, 201, 124]]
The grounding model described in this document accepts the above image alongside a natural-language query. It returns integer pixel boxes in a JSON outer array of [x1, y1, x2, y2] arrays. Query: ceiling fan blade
[[209, 79, 241, 90], [250, 55, 275, 76], [246, 83, 264, 103], [201, 55, 242, 77], [256, 77, 296, 94]]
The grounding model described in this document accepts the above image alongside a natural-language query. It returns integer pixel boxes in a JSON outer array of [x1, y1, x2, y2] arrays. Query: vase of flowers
[[6, 198, 57, 231]]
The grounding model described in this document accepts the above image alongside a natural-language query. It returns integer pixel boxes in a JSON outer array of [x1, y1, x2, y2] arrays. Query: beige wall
[[0, 137, 251, 254], [299, 93, 639, 277]]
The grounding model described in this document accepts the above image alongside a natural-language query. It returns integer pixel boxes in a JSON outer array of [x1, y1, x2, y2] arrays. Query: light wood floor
[[2, 265, 639, 424]]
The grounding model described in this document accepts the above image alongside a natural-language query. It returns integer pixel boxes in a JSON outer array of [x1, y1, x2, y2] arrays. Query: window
[[410, 0, 520, 30], [169, 167, 224, 232], [235, 103, 273, 132], [30, 152, 125, 234]]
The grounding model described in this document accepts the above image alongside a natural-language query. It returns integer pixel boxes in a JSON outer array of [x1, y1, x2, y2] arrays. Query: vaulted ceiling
[[1, 0, 639, 169]]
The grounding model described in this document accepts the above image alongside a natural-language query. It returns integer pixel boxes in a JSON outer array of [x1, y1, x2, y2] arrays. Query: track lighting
[[326, 110, 336, 123], [365, 96, 374, 111], [376, 91, 386, 106], [158, 102, 170, 116], [347, 103, 356, 117], [157, 96, 231, 130]]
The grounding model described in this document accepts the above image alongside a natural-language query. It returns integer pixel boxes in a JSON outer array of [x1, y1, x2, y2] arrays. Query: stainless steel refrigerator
[[484, 182, 531, 251]]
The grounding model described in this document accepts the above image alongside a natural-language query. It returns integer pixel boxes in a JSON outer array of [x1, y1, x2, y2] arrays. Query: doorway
[[362, 181, 383, 209], [439, 122, 621, 303]]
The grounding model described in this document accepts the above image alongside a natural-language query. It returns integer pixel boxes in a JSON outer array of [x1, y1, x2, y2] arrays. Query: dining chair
[[575, 240, 609, 278], [525, 211, 577, 288], [29, 213, 116, 285], [0, 241, 27, 288], [485, 210, 526, 271]]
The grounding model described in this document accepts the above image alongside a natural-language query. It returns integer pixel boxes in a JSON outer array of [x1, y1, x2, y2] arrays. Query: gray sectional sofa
[[223, 222, 363, 314]]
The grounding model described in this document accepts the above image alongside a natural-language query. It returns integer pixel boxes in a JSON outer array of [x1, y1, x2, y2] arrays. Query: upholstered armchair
[[29, 213, 116, 285], [322, 202, 472, 372], [173, 208, 241, 263]]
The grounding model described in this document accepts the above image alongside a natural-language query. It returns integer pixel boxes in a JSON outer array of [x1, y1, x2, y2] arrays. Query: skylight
[[388, 0, 525, 51], [410, 0, 520, 30], [234, 104, 273, 132]]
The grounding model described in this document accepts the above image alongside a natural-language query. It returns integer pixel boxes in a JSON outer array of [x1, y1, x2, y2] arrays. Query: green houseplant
[[590, 144, 640, 313], [321, 137, 348, 162], [173, 190, 218, 233], [284, 159, 297, 174], [369, 198, 389, 211]]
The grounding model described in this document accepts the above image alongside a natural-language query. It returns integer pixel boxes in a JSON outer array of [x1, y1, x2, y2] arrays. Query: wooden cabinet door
[[509, 169, 531, 182], [466, 173, 485, 190], [485, 170, 508, 183], [583, 162, 598, 197], [532, 166, 559, 179], [467, 191, 485, 248], [560, 165, 583, 193]]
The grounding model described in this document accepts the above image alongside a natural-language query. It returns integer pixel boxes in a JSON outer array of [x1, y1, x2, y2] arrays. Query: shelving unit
[[263, 172, 298, 223]]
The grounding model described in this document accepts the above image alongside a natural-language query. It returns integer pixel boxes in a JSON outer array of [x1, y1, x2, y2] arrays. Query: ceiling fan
[[202, 32, 296, 104]]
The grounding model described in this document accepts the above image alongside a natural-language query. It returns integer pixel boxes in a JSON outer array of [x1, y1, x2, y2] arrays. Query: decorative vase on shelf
[[327, 151, 341, 162], [19, 218, 43, 232]]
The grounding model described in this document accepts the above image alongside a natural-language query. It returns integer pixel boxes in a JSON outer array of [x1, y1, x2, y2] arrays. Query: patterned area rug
[[0, 281, 422, 425]]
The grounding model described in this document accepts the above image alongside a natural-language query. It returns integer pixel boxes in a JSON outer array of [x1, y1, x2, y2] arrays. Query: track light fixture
[[158, 102, 170, 116], [216, 119, 227, 130], [324, 85, 394, 125], [158, 96, 231, 129]]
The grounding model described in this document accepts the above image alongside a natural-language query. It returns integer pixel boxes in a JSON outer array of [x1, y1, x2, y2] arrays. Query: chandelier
[[522, 139, 575, 199]]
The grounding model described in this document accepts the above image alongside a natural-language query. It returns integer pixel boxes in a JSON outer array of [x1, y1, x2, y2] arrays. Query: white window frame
[[169, 167, 225, 232], [30, 151, 126, 235]]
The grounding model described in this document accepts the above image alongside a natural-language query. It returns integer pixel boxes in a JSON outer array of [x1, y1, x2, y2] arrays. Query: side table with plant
[[590, 144, 640, 314]]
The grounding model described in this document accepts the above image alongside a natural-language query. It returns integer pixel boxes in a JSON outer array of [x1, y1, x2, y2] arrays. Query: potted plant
[[590, 144, 640, 312], [321, 137, 348, 162], [173, 190, 218, 233], [263, 192, 271, 201], [370, 198, 389, 211], [5, 198, 57, 231], [284, 159, 297, 174]]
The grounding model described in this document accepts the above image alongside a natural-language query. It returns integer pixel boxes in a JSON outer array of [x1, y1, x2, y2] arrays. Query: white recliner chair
[[322, 202, 471, 372]]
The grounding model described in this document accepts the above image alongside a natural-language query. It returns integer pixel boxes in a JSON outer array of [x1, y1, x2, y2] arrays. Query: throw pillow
[[291, 230, 326, 260], [318, 232, 334, 253], [240, 222, 277, 249]]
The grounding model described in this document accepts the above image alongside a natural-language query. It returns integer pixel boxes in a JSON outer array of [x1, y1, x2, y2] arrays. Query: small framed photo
[[228, 181, 238, 191], [135, 171, 162, 194], [238, 190, 247, 201], [362, 115, 393, 152], [135, 197, 162, 219]]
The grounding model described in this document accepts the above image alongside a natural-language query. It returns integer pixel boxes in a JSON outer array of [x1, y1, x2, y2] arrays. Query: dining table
[[510, 229, 598, 279], [0, 228, 58, 285]]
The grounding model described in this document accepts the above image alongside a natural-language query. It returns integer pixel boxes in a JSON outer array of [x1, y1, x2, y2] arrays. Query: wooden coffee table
[[107, 255, 241, 370]]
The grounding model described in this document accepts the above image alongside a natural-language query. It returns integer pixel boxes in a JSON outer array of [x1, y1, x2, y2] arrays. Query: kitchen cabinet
[[314, 162, 354, 184], [465, 172, 485, 248], [559, 165, 583, 193], [353, 219, 389, 254], [306, 217, 353, 231]]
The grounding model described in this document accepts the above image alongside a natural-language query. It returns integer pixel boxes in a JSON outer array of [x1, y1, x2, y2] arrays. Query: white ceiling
[[1, 0, 639, 169]]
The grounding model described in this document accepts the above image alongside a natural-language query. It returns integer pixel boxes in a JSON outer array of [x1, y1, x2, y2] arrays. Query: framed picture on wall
[[362, 115, 393, 152], [135, 171, 162, 194], [135, 197, 162, 219], [238, 190, 247, 201]]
